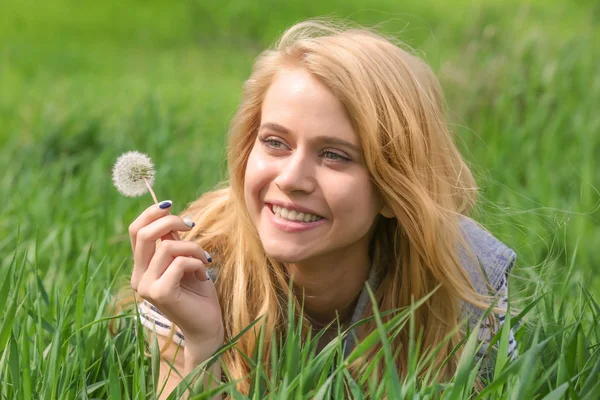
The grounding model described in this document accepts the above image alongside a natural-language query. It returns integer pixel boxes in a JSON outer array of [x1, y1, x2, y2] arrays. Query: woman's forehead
[[260, 68, 358, 144]]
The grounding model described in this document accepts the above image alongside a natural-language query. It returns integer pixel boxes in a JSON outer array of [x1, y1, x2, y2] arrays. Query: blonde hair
[[123, 19, 504, 394]]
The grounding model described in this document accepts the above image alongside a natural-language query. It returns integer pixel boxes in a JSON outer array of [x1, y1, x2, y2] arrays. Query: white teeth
[[272, 205, 322, 222]]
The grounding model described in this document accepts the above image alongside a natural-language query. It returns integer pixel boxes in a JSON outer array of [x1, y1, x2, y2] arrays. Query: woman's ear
[[380, 204, 394, 218]]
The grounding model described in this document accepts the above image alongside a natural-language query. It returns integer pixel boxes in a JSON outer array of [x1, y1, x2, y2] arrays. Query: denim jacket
[[343, 216, 517, 357]]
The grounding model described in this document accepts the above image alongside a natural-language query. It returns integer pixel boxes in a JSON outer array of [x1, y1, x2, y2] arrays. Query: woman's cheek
[[247, 151, 275, 191], [245, 150, 275, 211], [252, 152, 272, 175]]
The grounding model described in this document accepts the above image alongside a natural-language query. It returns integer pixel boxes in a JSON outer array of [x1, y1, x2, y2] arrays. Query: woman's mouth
[[269, 203, 324, 223], [265, 203, 326, 232]]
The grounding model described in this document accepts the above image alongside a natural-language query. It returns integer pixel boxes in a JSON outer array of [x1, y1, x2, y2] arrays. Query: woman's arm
[[154, 334, 222, 400], [156, 333, 186, 399], [139, 299, 222, 399]]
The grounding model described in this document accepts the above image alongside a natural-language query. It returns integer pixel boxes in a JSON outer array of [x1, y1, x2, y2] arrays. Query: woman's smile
[[265, 203, 327, 233]]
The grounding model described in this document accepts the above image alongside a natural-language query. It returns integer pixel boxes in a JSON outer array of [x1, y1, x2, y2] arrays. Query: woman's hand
[[129, 201, 225, 362]]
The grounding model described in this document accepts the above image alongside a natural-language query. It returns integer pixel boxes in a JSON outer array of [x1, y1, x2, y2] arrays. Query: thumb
[[161, 231, 180, 242]]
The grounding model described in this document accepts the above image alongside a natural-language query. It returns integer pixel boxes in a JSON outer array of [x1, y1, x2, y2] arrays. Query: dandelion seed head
[[112, 151, 155, 197]]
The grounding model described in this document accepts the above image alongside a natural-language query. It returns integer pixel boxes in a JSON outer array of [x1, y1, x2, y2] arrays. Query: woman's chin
[[266, 253, 305, 264], [263, 246, 311, 264]]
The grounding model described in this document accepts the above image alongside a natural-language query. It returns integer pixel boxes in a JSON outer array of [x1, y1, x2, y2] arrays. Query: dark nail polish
[[204, 251, 212, 263], [159, 200, 172, 209]]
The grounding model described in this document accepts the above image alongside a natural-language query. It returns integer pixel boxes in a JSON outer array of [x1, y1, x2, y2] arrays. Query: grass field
[[1, 0, 599, 398]]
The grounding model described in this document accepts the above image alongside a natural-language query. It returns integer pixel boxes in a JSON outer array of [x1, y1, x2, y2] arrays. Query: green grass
[[1, 0, 599, 398]]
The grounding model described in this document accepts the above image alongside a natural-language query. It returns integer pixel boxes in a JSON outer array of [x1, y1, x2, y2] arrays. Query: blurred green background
[[1, 0, 599, 303], [0, 0, 599, 397]]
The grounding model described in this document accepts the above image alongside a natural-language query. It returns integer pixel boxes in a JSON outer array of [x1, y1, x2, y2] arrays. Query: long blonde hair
[[131, 19, 501, 394]]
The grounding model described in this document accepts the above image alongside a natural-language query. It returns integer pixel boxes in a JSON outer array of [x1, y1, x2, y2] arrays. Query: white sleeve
[[136, 267, 219, 347], [138, 299, 186, 347]]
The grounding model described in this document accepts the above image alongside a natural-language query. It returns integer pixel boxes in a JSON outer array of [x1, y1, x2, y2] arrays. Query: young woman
[[126, 19, 518, 398]]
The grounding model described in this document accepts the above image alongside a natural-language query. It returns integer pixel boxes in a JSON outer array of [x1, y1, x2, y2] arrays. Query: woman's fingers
[[137, 256, 207, 304], [144, 240, 211, 282], [128, 200, 174, 253], [134, 215, 195, 271], [130, 210, 195, 291], [159, 256, 208, 296], [161, 231, 181, 242]]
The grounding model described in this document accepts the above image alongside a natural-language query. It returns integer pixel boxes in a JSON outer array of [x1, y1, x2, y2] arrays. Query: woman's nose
[[273, 150, 317, 194]]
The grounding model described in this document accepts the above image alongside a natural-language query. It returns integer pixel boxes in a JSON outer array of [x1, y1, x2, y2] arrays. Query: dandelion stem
[[142, 176, 178, 241], [142, 177, 159, 204]]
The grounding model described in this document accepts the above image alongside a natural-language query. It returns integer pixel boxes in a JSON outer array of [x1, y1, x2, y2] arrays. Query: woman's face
[[244, 67, 385, 263]]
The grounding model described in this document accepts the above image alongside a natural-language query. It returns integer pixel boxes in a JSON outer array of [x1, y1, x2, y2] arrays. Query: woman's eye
[[259, 136, 285, 149], [323, 151, 350, 162], [267, 139, 283, 148], [259, 136, 350, 162]]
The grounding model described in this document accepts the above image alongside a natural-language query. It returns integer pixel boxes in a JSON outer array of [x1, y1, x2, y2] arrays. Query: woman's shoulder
[[458, 216, 517, 295]]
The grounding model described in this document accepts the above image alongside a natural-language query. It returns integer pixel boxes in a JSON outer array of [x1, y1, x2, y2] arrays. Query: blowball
[[112, 151, 155, 197]]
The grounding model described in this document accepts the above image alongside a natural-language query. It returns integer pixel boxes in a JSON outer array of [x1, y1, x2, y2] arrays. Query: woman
[[125, 19, 518, 398]]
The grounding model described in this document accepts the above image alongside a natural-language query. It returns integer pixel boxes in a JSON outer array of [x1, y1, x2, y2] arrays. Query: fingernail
[[205, 270, 211, 280], [158, 200, 172, 209], [183, 218, 195, 228], [204, 251, 212, 263]]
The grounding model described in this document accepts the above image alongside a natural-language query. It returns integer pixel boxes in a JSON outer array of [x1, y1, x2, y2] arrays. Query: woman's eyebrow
[[259, 122, 361, 154], [259, 122, 291, 135]]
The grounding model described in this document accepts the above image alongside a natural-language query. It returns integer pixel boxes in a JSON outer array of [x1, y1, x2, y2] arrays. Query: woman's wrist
[[183, 346, 223, 398], [184, 347, 211, 374], [183, 336, 223, 375]]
